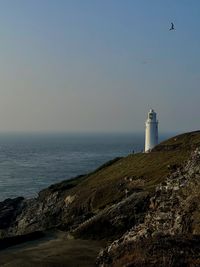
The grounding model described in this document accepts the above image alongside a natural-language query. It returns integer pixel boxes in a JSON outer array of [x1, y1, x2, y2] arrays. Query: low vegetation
[[1, 131, 200, 266]]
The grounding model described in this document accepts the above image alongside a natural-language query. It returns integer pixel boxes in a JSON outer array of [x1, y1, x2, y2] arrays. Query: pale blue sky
[[0, 0, 199, 133]]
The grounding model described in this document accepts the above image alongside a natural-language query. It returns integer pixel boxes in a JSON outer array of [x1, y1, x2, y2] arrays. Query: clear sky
[[0, 0, 199, 133]]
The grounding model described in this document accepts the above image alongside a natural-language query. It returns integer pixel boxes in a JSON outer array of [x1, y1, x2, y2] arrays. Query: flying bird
[[169, 22, 175, 30]]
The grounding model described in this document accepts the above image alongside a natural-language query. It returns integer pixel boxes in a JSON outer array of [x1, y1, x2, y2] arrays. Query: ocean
[[0, 133, 173, 201]]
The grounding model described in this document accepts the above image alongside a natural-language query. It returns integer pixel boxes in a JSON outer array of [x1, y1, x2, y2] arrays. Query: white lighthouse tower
[[145, 109, 158, 152]]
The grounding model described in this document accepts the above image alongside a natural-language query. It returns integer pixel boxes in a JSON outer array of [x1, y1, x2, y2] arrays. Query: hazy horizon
[[0, 0, 199, 133], [0, 130, 180, 135]]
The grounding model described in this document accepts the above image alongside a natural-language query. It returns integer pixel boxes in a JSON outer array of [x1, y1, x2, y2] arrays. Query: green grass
[[69, 151, 190, 211], [56, 131, 200, 212]]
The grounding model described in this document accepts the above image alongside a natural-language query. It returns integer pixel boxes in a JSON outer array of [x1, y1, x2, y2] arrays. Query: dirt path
[[0, 232, 105, 267]]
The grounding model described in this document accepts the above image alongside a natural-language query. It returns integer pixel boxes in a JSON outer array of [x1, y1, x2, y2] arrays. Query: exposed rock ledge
[[97, 148, 200, 266]]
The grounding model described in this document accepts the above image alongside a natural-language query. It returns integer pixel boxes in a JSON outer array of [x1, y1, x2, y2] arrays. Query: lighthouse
[[145, 109, 158, 152]]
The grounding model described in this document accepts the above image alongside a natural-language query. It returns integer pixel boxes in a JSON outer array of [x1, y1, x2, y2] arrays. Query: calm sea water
[[0, 133, 173, 201]]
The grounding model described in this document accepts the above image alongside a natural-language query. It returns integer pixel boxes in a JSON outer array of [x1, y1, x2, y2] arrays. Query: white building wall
[[145, 109, 158, 152]]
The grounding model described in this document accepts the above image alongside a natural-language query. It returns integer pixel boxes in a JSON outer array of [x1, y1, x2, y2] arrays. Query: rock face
[[97, 236, 200, 267], [72, 191, 150, 240], [0, 197, 24, 238], [97, 148, 200, 266], [0, 176, 85, 237], [0, 178, 151, 241]]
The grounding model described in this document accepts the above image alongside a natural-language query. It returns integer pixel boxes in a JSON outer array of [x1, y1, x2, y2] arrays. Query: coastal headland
[[0, 131, 200, 266]]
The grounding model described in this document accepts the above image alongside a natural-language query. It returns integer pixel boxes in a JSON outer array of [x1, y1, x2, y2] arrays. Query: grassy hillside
[[8, 130, 200, 240], [66, 131, 200, 213], [1, 130, 200, 265]]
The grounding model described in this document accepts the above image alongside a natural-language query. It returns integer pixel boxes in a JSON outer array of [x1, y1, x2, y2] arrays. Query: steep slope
[[0, 131, 200, 259], [97, 147, 200, 266]]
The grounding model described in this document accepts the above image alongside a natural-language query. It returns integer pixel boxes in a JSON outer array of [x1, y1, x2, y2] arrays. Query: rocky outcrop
[[0, 197, 24, 238], [97, 148, 200, 266], [97, 236, 200, 267], [72, 191, 150, 240], [0, 175, 86, 237]]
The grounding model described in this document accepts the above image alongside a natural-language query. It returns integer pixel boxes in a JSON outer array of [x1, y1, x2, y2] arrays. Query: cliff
[[1, 131, 200, 266], [97, 147, 200, 266]]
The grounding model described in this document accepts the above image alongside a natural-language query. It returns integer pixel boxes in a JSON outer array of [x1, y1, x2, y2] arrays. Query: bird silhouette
[[169, 22, 175, 30]]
